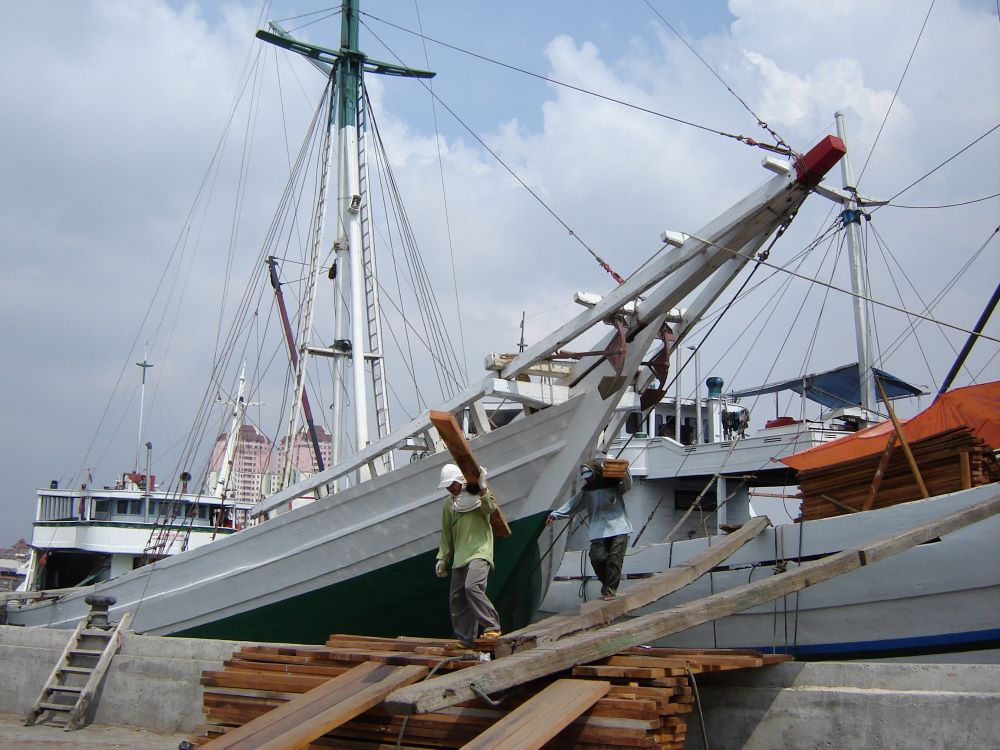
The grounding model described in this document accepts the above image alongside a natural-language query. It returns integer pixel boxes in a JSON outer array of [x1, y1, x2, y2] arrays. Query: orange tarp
[[781, 380, 1000, 472]]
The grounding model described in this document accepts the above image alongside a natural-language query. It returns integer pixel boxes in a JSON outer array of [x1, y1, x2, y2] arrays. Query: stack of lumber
[[192, 634, 789, 749], [601, 458, 630, 479], [798, 427, 1000, 521]]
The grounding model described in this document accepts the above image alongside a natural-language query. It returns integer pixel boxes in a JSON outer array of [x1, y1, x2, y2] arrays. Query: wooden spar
[[497, 516, 770, 656], [863, 431, 898, 511], [876, 378, 929, 499], [384, 489, 1000, 715], [429, 409, 512, 537]]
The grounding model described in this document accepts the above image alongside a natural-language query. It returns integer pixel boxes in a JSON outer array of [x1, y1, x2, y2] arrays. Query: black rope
[[641, 0, 795, 157], [856, 0, 936, 185]]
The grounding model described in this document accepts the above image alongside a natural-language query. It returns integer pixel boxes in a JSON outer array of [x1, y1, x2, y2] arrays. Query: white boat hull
[[7, 395, 590, 642], [540, 483, 1000, 658]]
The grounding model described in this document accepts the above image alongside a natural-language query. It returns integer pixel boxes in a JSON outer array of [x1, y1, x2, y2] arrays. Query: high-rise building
[[208, 424, 333, 502]]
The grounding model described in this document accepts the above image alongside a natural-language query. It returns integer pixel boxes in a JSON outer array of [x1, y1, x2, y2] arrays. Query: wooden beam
[[497, 516, 770, 655], [863, 432, 898, 511], [458, 679, 610, 750], [201, 661, 427, 749], [429, 410, 511, 537], [384, 489, 1000, 715], [876, 379, 929, 499]]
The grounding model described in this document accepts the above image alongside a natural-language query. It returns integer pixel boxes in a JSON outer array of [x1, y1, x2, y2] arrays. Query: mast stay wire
[[866, 223, 942, 391], [70, 28, 280, 491], [177, 70, 331, 491], [359, 18, 627, 287], [868, 223, 999, 383], [874, 122, 1000, 211], [365, 91, 468, 398], [688, 233, 1000, 343], [412, 0, 469, 383], [360, 11, 797, 157], [855, 0, 936, 188], [640, 0, 795, 157]]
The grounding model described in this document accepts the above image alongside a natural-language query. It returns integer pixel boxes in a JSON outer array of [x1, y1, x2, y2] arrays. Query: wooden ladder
[[24, 595, 132, 730]]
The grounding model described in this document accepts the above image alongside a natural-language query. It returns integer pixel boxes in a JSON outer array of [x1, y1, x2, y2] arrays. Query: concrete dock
[[1, 624, 998, 749]]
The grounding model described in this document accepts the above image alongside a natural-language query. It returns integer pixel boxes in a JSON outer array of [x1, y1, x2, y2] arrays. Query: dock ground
[[0, 713, 187, 749]]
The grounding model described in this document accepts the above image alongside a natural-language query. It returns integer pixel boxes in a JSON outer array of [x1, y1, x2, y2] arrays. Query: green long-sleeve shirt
[[437, 489, 497, 570]]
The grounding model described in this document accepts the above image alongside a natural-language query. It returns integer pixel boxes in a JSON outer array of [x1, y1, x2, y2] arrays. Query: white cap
[[438, 463, 465, 489], [580, 465, 594, 479]]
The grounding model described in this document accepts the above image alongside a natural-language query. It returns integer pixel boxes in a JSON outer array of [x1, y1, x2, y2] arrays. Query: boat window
[[130, 499, 143, 515], [116, 499, 129, 515], [675, 488, 717, 511], [94, 500, 111, 520]]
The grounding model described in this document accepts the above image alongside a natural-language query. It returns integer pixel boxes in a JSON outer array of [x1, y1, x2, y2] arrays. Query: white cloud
[[1, 0, 997, 542]]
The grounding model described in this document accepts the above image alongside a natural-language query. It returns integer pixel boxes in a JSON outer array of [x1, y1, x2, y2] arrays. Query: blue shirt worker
[[546, 460, 633, 600], [435, 463, 502, 648]]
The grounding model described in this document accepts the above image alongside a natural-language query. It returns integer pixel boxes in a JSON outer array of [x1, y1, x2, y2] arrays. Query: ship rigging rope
[[855, 0, 936, 187], [365, 88, 468, 399], [691, 233, 1000, 343], [640, 0, 795, 157], [412, 0, 470, 384], [874, 121, 1000, 211], [359, 19, 626, 285], [885, 192, 1000, 209], [361, 11, 796, 157], [868, 223, 999, 382]]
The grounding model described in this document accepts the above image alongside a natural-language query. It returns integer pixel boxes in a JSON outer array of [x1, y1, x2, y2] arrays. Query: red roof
[[781, 380, 1000, 472]]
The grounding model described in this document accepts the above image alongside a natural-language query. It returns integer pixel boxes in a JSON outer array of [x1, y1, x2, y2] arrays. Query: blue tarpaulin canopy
[[726, 363, 926, 409]]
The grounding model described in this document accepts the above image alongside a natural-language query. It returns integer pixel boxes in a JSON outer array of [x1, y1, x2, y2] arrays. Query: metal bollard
[[83, 594, 117, 629]]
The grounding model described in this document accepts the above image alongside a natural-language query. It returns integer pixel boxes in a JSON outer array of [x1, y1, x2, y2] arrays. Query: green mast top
[[257, 0, 435, 129]]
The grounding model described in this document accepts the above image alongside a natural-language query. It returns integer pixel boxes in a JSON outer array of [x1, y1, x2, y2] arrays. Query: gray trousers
[[449, 558, 500, 646], [589, 533, 629, 596]]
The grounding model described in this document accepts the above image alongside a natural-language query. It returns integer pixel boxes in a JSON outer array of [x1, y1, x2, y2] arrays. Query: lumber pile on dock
[[192, 634, 789, 749], [798, 427, 1000, 521]]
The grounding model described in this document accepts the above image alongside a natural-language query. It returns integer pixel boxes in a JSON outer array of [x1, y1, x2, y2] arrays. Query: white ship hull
[[540, 482, 1000, 658]]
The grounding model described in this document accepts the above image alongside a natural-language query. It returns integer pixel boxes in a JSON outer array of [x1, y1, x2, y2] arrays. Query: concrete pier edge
[[1, 625, 998, 748]]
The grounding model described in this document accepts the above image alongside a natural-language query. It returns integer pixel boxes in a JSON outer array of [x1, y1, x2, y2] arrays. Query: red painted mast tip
[[794, 135, 846, 186]]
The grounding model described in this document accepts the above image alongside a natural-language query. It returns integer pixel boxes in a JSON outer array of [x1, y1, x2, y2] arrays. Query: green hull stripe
[[175, 511, 551, 644]]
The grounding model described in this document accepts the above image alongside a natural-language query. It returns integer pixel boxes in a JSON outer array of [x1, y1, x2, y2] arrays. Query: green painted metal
[[174, 511, 551, 644]]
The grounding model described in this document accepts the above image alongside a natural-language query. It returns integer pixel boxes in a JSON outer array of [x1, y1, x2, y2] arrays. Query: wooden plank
[[429, 409, 511, 537], [863, 431, 898, 510], [458, 679, 610, 750], [384, 489, 1000, 714], [498, 516, 770, 655], [201, 661, 426, 749]]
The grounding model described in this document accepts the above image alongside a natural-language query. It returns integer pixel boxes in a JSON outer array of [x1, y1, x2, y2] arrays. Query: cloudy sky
[[1, 0, 998, 543]]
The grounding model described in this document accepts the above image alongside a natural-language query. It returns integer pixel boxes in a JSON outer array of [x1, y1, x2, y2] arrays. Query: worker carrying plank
[[546, 459, 633, 600], [435, 463, 502, 648]]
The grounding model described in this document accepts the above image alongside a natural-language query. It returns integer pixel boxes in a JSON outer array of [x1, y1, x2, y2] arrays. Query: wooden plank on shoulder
[[201, 661, 427, 750], [429, 409, 511, 537], [458, 679, 610, 750]]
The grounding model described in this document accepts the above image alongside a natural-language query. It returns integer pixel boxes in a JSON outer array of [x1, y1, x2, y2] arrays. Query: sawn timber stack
[[191, 634, 789, 749]]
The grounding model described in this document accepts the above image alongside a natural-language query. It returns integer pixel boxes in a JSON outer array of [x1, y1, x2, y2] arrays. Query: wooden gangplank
[[498, 515, 770, 655], [458, 679, 610, 750], [201, 660, 427, 749], [385, 490, 1000, 715]]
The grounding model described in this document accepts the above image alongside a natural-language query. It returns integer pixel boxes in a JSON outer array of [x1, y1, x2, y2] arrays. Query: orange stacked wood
[[797, 427, 1000, 521], [192, 634, 790, 749], [601, 458, 630, 479]]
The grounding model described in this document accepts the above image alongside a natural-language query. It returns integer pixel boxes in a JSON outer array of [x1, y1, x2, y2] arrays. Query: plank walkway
[[190, 634, 789, 749]]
